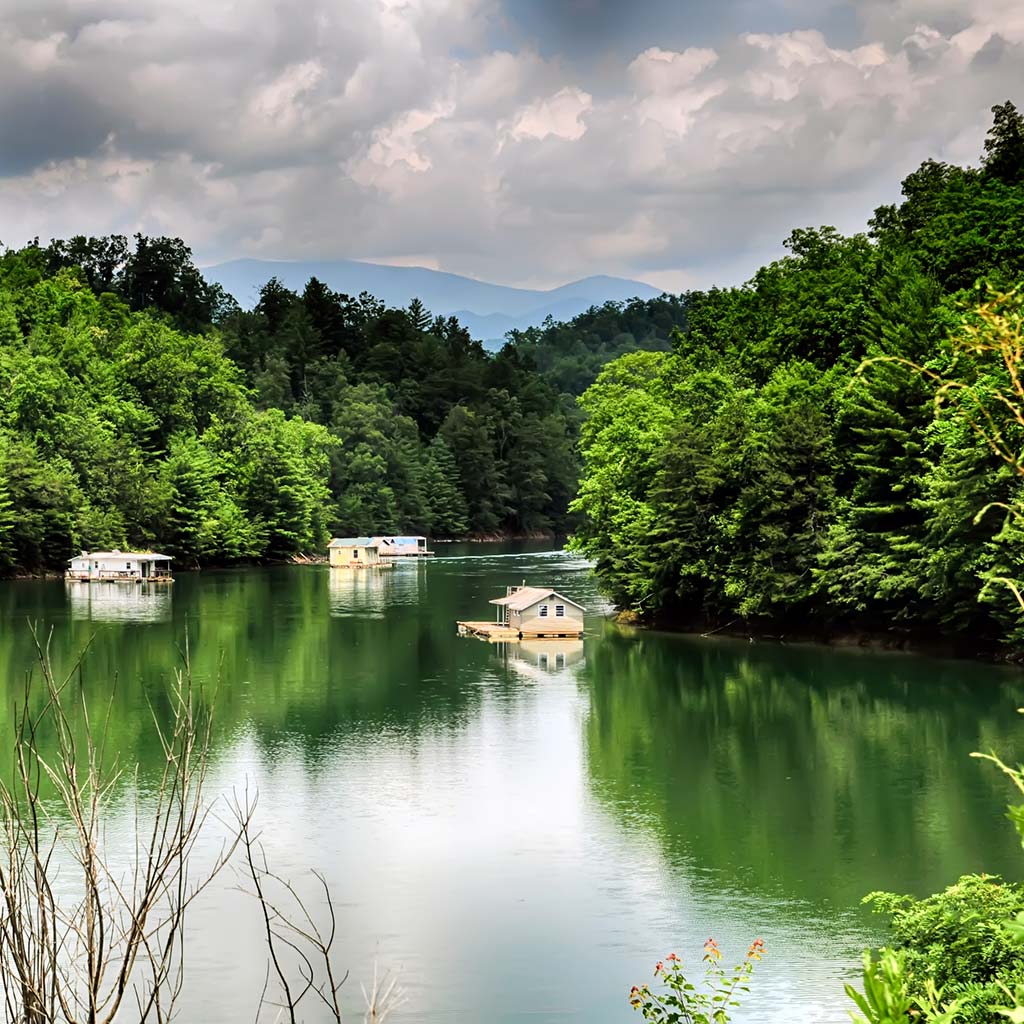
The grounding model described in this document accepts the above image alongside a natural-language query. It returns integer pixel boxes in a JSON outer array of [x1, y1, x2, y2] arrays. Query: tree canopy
[[571, 101, 1024, 651]]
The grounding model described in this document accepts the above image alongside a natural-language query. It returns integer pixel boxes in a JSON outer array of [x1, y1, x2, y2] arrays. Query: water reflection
[[327, 563, 425, 618], [327, 566, 393, 618], [66, 581, 173, 623], [495, 638, 586, 682], [583, 626, 1024, 912], [3, 550, 1024, 1024]]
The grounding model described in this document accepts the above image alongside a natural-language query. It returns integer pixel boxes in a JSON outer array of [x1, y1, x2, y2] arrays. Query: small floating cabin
[[370, 535, 434, 558], [458, 585, 585, 641], [66, 551, 173, 583], [328, 538, 392, 568]]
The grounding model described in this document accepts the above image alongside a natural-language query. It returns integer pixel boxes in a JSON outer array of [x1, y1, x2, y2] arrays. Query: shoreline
[[2, 533, 563, 581], [614, 611, 1023, 665]]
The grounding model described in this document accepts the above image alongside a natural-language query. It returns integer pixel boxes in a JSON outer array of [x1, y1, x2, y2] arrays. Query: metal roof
[[71, 551, 172, 561], [489, 588, 586, 612], [328, 538, 377, 548]]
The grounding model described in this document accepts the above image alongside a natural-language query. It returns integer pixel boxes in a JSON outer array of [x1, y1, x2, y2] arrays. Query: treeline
[[0, 240, 633, 573], [572, 101, 1024, 649], [215, 279, 581, 540], [506, 295, 686, 396]]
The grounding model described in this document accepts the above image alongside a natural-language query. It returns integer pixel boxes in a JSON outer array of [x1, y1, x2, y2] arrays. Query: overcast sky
[[1, 0, 1022, 291]]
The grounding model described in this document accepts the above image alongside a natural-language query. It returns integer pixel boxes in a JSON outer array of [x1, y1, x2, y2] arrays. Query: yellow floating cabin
[[458, 585, 585, 641], [327, 537, 393, 568]]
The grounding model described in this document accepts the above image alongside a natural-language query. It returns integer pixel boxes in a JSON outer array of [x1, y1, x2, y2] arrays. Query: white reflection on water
[[66, 581, 172, 623]]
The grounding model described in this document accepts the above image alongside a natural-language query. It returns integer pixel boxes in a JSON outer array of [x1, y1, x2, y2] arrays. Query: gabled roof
[[490, 587, 586, 612], [328, 538, 376, 548]]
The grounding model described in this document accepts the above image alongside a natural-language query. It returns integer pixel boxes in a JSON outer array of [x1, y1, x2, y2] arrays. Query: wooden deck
[[457, 621, 584, 641]]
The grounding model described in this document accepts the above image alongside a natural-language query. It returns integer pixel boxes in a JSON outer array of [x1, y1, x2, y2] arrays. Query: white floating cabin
[[66, 550, 173, 583], [458, 585, 585, 640], [370, 536, 434, 558], [328, 538, 392, 568]]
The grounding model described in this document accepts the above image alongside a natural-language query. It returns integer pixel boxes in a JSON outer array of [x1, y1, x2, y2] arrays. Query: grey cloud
[[0, 0, 1021, 292], [0, 81, 113, 175]]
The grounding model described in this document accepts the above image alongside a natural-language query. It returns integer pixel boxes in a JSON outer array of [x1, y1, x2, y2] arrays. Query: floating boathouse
[[327, 538, 392, 568], [370, 536, 434, 558], [458, 585, 585, 641], [66, 551, 174, 583]]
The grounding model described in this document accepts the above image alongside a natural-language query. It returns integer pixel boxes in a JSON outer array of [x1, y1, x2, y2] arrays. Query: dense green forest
[[505, 295, 685, 396], [572, 101, 1024, 651], [0, 231, 686, 574]]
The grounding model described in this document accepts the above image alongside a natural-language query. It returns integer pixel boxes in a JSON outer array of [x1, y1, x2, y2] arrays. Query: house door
[[141, 562, 150, 578]]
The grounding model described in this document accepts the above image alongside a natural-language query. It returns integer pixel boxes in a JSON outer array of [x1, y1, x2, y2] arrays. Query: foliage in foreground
[[856, 876, 1024, 1024], [0, 631, 402, 1022], [846, 949, 961, 1024], [628, 939, 764, 1024]]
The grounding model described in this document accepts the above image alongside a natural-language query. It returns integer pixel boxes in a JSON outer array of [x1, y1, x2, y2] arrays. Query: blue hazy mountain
[[203, 258, 662, 346]]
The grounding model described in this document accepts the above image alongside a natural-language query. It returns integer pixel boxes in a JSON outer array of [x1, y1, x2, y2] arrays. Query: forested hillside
[[572, 101, 1024, 650], [505, 295, 686, 395], [0, 252, 536, 572]]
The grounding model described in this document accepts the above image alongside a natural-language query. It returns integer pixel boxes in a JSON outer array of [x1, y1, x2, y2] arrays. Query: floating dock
[[456, 620, 584, 642], [457, 621, 521, 641]]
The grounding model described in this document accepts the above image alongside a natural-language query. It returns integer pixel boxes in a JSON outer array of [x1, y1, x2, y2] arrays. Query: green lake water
[[2, 542, 1024, 1022]]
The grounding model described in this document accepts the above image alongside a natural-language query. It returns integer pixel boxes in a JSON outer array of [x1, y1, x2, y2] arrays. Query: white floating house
[[66, 550, 173, 583], [370, 536, 434, 558], [491, 586, 585, 637]]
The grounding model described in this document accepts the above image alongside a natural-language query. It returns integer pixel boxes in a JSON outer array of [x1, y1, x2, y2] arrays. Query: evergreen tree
[[424, 436, 469, 537]]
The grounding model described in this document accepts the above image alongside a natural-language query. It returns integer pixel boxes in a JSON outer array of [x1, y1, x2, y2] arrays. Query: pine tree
[[424, 436, 469, 537], [0, 474, 15, 573], [407, 297, 432, 332], [817, 361, 933, 624]]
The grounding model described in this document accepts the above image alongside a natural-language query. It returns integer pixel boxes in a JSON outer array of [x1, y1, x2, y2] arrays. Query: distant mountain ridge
[[203, 258, 663, 346]]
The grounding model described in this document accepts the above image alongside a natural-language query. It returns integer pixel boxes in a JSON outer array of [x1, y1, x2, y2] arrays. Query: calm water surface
[[2, 542, 1023, 1022]]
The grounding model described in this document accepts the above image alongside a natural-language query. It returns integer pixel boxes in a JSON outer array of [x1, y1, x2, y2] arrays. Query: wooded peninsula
[[4, 103, 1024, 652]]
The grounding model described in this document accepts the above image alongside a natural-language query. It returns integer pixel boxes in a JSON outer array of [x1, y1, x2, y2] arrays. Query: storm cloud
[[0, 0, 1022, 290]]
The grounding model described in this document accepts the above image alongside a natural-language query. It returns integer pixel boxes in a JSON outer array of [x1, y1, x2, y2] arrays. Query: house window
[[126, 562, 131, 570], [555, 605, 565, 617], [556, 653, 565, 670], [353, 549, 359, 559], [539, 605, 549, 617]]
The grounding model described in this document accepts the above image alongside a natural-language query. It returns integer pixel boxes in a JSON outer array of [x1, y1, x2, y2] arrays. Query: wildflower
[[666, 953, 679, 962], [702, 938, 722, 963], [654, 961, 663, 975]]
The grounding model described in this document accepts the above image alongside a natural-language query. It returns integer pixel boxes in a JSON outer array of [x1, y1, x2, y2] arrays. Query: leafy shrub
[[863, 874, 1024, 1023]]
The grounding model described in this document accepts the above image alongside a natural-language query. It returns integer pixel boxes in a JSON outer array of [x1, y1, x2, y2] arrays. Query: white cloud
[[507, 87, 593, 142]]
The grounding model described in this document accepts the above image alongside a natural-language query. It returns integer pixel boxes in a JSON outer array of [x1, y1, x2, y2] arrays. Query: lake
[[1, 542, 1023, 1022]]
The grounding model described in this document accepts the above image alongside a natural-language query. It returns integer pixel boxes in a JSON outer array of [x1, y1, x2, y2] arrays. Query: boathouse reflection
[[66, 581, 172, 623], [496, 638, 585, 681]]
